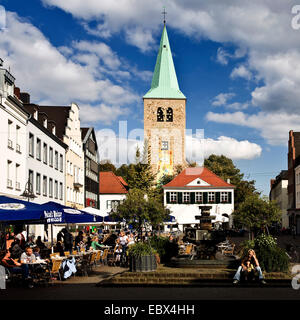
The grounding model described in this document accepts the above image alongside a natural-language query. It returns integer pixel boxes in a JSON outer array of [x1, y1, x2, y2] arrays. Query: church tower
[[143, 23, 186, 180]]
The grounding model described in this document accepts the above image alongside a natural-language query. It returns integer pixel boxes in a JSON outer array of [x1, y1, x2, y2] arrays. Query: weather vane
[[162, 6, 167, 24]]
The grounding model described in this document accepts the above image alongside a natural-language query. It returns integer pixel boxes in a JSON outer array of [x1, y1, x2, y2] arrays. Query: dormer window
[[52, 125, 56, 135], [34, 110, 38, 120], [43, 118, 47, 128], [157, 107, 164, 122], [166, 107, 173, 122]]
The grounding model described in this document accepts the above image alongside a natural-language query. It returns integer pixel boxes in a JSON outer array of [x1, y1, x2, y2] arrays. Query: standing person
[[36, 236, 46, 249], [57, 229, 64, 243], [75, 231, 84, 250], [233, 249, 266, 285], [62, 228, 73, 252], [118, 230, 128, 257]]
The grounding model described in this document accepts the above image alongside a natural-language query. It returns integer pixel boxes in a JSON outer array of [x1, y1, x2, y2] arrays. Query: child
[[114, 245, 122, 266]]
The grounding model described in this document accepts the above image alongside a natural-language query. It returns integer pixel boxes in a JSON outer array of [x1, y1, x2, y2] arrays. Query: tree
[[204, 154, 258, 209], [233, 194, 281, 239], [112, 188, 169, 239], [116, 147, 156, 193], [99, 160, 117, 173]]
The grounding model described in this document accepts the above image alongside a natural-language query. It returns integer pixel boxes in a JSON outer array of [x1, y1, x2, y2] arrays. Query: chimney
[[14, 87, 21, 99], [227, 178, 231, 184], [20, 92, 30, 104], [270, 179, 276, 189]]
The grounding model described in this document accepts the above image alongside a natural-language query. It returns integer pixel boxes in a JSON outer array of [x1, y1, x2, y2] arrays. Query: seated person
[[233, 249, 266, 285], [25, 236, 35, 248], [53, 241, 65, 256], [91, 236, 105, 250], [10, 238, 23, 260], [1, 249, 30, 281], [20, 247, 36, 264], [36, 236, 46, 249]]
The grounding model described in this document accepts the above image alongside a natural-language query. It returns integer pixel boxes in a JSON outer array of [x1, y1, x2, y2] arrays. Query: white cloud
[[230, 65, 252, 80], [206, 111, 300, 146], [41, 0, 300, 143], [212, 93, 235, 107]]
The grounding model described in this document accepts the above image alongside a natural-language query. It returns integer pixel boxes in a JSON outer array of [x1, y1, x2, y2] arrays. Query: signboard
[[0, 203, 25, 210], [44, 210, 63, 223]]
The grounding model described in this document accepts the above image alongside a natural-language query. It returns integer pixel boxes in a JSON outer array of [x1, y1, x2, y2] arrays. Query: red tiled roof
[[99, 171, 128, 194], [117, 176, 128, 186], [163, 167, 235, 188]]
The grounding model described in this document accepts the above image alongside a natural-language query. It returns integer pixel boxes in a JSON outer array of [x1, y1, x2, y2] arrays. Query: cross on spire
[[162, 7, 167, 24]]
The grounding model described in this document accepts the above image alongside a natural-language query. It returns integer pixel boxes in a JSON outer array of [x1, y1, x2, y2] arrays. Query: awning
[[40, 201, 103, 224], [0, 196, 44, 223]]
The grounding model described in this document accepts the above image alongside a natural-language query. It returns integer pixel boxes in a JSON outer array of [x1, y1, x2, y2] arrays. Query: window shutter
[[178, 192, 182, 204], [191, 192, 195, 204], [228, 191, 232, 204], [216, 192, 220, 204], [166, 192, 170, 204], [203, 192, 208, 204]]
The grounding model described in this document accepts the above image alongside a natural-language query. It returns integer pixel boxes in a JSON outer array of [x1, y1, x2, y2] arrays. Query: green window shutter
[[178, 192, 182, 204], [191, 192, 195, 204], [216, 192, 220, 204], [166, 192, 170, 204], [203, 192, 208, 204], [228, 192, 232, 204]]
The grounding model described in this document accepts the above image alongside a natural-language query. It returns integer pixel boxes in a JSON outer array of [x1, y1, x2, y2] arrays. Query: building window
[[43, 143, 48, 164], [43, 176, 47, 196], [183, 192, 190, 203], [166, 107, 173, 122], [59, 154, 63, 172], [208, 192, 215, 203], [49, 147, 53, 167], [7, 160, 13, 189], [59, 182, 63, 200], [55, 151, 58, 170], [195, 192, 203, 203], [36, 173, 41, 194], [107, 200, 112, 209], [7, 120, 13, 149], [15, 164, 20, 190], [28, 170, 34, 192], [36, 139, 41, 160], [161, 141, 169, 150], [54, 180, 58, 199], [16, 125, 21, 153], [157, 107, 164, 122], [29, 133, 34, 157], [170, 192, 177, 203], [221, 192, 229, 203]]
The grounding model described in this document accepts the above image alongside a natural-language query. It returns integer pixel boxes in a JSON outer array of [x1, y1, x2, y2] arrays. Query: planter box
[[129, 255, 157, 272]]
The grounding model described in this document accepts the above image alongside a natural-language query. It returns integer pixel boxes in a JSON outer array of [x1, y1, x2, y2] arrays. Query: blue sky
[[1, 0, 299, 195]]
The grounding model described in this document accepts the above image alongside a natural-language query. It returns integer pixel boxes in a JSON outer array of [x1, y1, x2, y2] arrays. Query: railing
[[15, 182, 21, 190], [7, 179, 13, 188], [16, 144, 21, 153]]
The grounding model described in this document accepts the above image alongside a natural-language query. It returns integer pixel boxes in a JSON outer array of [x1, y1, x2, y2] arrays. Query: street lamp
[[20, 179, 36, 202]]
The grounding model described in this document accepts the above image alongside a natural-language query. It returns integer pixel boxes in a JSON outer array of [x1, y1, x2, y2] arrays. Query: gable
[[186, 178, 210, 187]]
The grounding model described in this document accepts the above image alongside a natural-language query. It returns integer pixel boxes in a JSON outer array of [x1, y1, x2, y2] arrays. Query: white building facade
[[0, 61, 28, 199], [163, 167, 235, 231]]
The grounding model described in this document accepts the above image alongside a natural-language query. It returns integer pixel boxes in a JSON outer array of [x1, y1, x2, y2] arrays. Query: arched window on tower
[[157, 107, 164, 122], [166, 107, 173, 122]]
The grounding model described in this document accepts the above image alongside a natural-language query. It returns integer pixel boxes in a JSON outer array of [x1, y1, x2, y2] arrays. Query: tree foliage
[[233, 194, 281, 234], [112, 188, 169, 233], [99, 160, 117, 173], [204, 154, 259, 208]]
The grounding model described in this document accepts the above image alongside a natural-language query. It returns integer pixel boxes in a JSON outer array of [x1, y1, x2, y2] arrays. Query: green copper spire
[[143, 25, 186, 99]]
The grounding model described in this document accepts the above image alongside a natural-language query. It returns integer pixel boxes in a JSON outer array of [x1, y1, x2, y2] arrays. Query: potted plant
[[128, 242, 157, 272]]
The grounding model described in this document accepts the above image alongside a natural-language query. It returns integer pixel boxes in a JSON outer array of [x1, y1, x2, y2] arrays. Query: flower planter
[[129, 254, 157, 272]]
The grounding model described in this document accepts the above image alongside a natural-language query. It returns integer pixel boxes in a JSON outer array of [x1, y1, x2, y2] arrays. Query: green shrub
[[149, 236, 178, 262], [127, 242, 156, 257], [240, 234, 289, 272]]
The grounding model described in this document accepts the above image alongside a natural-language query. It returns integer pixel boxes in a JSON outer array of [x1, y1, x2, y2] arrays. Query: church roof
[[143, 24, 186, 100]]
